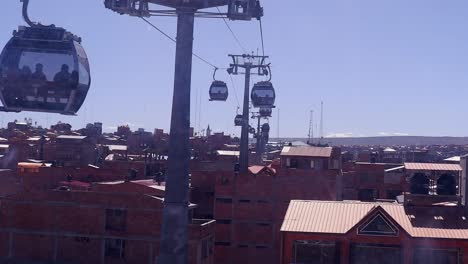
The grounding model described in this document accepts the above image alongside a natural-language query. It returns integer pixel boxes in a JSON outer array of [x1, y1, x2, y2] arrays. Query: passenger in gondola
[[32, 63, 47, 104], [53, 64, 71, 84], [32, 63, 46, 81], [19, 66, 32, 81], [69, 70, 79, 88], [13, 66, 32, 106], [53, 64, 71, 103]]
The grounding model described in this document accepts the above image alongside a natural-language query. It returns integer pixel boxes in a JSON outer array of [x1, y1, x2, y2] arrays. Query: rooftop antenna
[[320, 101, 324, 140], [277, 108, 280, 142], [308, 110, 314, 145]]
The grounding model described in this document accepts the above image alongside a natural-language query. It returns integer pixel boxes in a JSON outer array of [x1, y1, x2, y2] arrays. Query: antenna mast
[[308, 110, 314, 144], [277, 108, 280, 141], [320, 101, 324, 139]]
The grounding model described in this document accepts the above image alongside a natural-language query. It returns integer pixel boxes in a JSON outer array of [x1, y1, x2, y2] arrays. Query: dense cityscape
[[0, 119, 463, 263], [1, 0, 468, 263]]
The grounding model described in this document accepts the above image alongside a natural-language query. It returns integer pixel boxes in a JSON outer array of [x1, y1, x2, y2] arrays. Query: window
[[333, 159, 340, 169], [202, 239, 208, 259], [215, 242, 231, 246], [105, 239, 125, 259], [208, 237, 214, 255], [256, 222, 270, 227], [19, 51, 74, 82], [286, 158, 291, 167], [386, 190, 401, 200], [290, 159, 299, 168], [216, 198, 233, 203], [351, 244, 401, 264], [105, 209, 127, 231], [310, 160, 315, 169], [293, 240, 338, 264], [359, 173, 376, 183], [358, 213, 398, 236], [358, 189, 377, 201], [74, 237, 90, 243], [239, 199, 251, 203], [413, 248, 461, 264]]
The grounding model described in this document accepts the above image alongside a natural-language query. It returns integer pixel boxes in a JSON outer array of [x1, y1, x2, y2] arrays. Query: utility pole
[[228, 54, 269, 172], [105, 1, 264, 263]]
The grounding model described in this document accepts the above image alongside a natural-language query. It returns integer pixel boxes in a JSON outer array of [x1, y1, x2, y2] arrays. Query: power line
[[141, 17, 219, 69], [216, 7, 248, 54]]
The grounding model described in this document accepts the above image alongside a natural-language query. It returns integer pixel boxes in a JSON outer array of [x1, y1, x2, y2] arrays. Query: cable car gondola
[[0, 0, 91, 115], [209, 80, 228, 101], [234, 114, 243, 126], [251, 81, 275, 108]]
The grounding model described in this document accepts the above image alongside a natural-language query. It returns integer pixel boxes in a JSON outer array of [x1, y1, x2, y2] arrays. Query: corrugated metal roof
[[404, 162, 462, 171], [444, 156, 461, 162], [281, 200, 468, 240], [216, 150, 240, 156], [281, 200, 375, 234], [281, 146, 332, 158], [106, 145, 128, 151], [57, 135, 87, 140], [248, 165, 276, 175], [383, 148, 397, 153]]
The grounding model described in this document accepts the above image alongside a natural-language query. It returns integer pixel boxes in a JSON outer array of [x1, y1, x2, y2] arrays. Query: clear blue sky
[[1, 0, 468, 137]]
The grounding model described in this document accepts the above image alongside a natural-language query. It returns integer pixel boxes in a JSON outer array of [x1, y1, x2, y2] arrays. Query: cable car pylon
[[105, 1, 264, 263], [226, 54, 273, 173]]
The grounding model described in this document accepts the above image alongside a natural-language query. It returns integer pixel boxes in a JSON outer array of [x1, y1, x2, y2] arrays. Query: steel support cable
[[215, 7, 248, 54], [141, 17, 220, 70], [229, 74, 240, 108], [259, 18, 265, 57]]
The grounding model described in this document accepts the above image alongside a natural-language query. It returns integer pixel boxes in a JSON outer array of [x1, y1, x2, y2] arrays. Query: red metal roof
[[281, 200, 468, 240], [280, 146, 332, 158], [404, 162, 462, 172], [248, 165, 276, 175]]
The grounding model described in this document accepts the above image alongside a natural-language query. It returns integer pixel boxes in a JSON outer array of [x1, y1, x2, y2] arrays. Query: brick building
[[343, 162, 406, 201], [0, 181, 215, 264], [281, 198, 468, 264], [43, 135, 98, 167], [280, 157, 468, 264], [17, 161, 146, 191], [191, 145, 342, 264]]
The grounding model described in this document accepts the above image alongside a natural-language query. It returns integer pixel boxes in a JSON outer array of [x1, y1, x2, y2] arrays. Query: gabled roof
[[248, 165, 276, 176], [404, 162, 462, 172], [281, 146, 332, 158], [281, 200, 468, 240]]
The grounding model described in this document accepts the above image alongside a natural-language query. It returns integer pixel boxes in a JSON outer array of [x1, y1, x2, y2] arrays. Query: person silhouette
[[32, 63, 46, 81], [19, 66, 32, 81], [31, 63, 47, 103], [53, 64, 71, 83], [69, 70, 79, 87]]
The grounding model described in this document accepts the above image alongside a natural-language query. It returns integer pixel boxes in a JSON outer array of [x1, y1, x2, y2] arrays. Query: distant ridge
[[272, 136, 468, 146]]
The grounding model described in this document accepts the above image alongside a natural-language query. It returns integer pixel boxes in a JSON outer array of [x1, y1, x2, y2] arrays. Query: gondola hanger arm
[[21, 0, 53, 27]]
